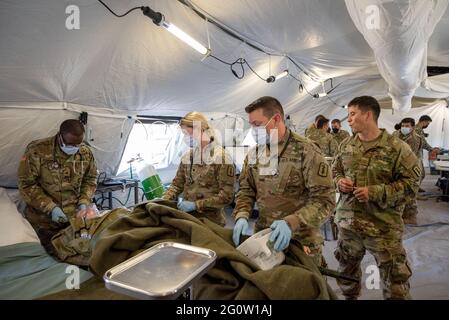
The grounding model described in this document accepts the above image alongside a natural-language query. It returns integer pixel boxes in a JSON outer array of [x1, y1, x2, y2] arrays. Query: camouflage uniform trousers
[[334, 228, 412, 300], [24, 206, 69, 258]]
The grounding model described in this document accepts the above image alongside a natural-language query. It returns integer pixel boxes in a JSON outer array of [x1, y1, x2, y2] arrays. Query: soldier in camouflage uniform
[[332, 96, 421, 300], [232, 97, 335, 267], [17, 119, 97, 256], [304, 114, 325, 138], [331, 119, 351, 146], [392, 118, 424, 225], [162, 112, 235, 226], [307, 117, 339, 157], [415, 115, 439, 183]]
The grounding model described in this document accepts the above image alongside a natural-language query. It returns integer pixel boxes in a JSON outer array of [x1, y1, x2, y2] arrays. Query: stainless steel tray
[[103, 242, 216, 300]]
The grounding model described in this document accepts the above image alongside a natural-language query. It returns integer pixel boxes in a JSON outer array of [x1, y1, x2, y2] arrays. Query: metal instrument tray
[[103, 242, 216, 300]]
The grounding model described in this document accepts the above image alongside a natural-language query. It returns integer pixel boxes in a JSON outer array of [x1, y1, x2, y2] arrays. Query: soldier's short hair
[[348, 96, 380, 122], [317, 118, 329, 129], [245, 96, 284, 119], [315, 114, 325, 122], [60, 119, 85, 136], [331, 119, 341, 125], [401, 117, 415, 127], [394, 123, 401, 131], [419, 115, 432, 122]]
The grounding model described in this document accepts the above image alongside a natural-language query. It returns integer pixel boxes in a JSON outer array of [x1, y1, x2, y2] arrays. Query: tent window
[[117, 118, 181, 175]]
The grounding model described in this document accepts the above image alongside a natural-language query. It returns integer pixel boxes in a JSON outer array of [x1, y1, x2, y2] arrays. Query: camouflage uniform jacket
[[233, 129, 336, 248], [415, 125, 433, 157], [304, 123, 318, 138], [307, 130, 339, 157], [332, 129, 421, 237], [18, 135, 98, 217], [392, 130, 424, 160], [162, 141, 235, 225], [331, 129, 351, 146]]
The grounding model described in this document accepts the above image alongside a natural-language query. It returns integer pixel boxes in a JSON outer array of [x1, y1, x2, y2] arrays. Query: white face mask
[[401, 127, 412, 135], [59, 135, 80, 155], [183, 135, 199, 148], [251, 117, 274, 145]]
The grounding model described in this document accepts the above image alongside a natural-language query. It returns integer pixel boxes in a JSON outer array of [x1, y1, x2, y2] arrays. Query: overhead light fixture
[[266, 70, 289, 83], [142, 6, 210, 55], [314, 92, 327, 98]]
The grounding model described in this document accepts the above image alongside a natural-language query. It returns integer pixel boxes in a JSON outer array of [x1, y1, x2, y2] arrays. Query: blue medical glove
[[233, 218, 249, 246], [177, 200, 196, 212], [51, 207, 68, 224], [77, 204, 87, 212], [269, 220, 292, 251]]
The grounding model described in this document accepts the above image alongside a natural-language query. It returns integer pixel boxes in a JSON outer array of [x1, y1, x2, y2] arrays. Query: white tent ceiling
[[1, 0, 449, 186]]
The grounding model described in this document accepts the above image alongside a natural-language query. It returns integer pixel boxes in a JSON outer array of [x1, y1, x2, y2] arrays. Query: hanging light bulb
[[266, 70, 289, 83], [275, 70, 289, 80], [142, 6, 210, 56]]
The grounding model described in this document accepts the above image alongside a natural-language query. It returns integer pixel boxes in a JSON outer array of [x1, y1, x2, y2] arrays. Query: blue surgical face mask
[[183, 135, 199, 148], [251, 117, 274, 145], [401, 127, 412, 135], [59, 135, 80, 155]]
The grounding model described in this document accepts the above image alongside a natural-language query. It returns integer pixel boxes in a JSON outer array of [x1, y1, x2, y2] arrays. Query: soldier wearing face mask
[[415, 115, 440, 184], [162, 112, 236, 226], [232, 96, 335, 267], [17, 119, 97, 257], [331, 119, 350, 146], [392, 118, 425, 225]]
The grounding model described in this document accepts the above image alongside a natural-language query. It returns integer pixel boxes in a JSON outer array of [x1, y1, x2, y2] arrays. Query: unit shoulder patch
[[318, 162, 329, 177], [227, 165, 235, 177], [412, 165, 421, 179]]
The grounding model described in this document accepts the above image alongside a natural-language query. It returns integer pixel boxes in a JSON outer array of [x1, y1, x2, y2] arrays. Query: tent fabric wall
[[1, 0, 449, 186], [345, 0, 449, 113], [0, 103, 134, 187]]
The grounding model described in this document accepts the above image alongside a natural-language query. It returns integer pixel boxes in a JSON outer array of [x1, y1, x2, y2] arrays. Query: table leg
[[134, 182, 139, 205], [108, 191, 112, 209]]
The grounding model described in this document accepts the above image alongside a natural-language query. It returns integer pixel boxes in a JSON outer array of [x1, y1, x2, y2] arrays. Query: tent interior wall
[[1, 0, 449, 186], [2, 0, 449, 302]]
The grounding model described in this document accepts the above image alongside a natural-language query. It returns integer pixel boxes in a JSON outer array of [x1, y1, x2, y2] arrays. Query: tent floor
[[225, 172, 449, 300]]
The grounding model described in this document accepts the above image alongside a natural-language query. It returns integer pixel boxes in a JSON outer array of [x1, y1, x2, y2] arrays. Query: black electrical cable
[[326, 95, 341, 107], [209, 54, 233, 66], [97, 172, 107, 184], [98, 0, 329, 92], [210, 55, 267, 81], [289, 74, 316, 98], [177, 0, 320, 82], [243, 60, 267, 81], [97, 0, 143, 17]]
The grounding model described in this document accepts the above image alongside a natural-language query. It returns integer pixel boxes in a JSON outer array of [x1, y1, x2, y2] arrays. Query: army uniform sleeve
[[195, 158, 235, 210], [284, 145, 336, 231], [232, 155, 257, 221], [422, 136, 433, 152], [417, 128, 433, 151], [78, 150, 98, 206], [367, 143, 420, 209], [162, 159, 187, 201], [330, 137, 339, 157], [331, 142, 346, 187], [17, 147, 57, 214]]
